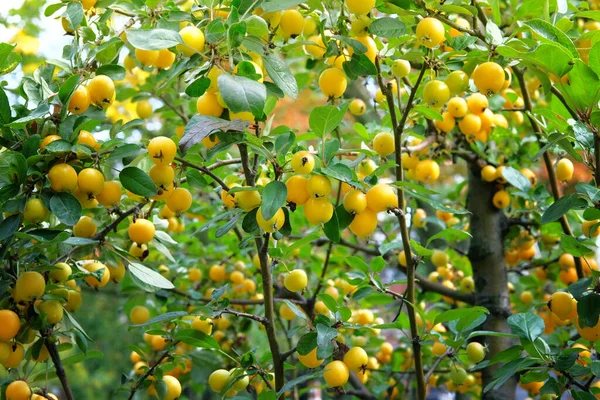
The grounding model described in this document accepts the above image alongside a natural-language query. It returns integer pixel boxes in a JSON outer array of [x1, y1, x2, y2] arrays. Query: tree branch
[[44, 335, 75, 400], [175, 156, 230, 191], [128, 343, 177, 400], [424, 348, 453, 383]]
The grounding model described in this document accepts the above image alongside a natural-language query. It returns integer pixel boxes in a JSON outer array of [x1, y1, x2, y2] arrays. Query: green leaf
[[484, 358, 537, 392], [567, 60, 600, 112], [217, 74, 266, 118], [346, 256, 369, 274], [402, 186, 469, 215], [119, 167, 157, 197], [261, 181, 287, 221], [276, 371, 321, 398], [7, 104, 50, 128], [174, 329, 219, 349], [44, 3, 65, 16], [129, 262, 175, 291], [413, 105, 443, 121], [296, 332, 317, 356], [555, 351, 579, 371], [126, 29, 183, 50], [130, 311, 187, 328], [541, 193, 578, 224], [320, 163, 354, 182], [0, 214, 21, 242], [523, 19, 579, 58], [49, 193, 82, 226], [434, 307, 488, 326], [0, 151, 27, 185], [205, 18, 226, 44], [426, 228, 472, 246], [323, 210, 340, 243], [496, 42, 573, 78], [215, 212, 242, 238], [577, 293, 600, 328], [186, 169, 208, 188], [185, 76, 210, 97], [561, 234, 594, 257], [284, 232, 320, 257], [96, 64, 126, 81], [506, 312, 544, 342], [502, 166, 531, 192], [58, 74, 82, 105], [0, 86, 10, 124], [263, 53, 298, 99], [588, 42, 600, 78], [368, 17, 405, 37], [316, 323, 337, 359], [370, 256, 386, 273], [261, 0, 304, 12], [570, 278, 593, 300], [343, 54, 377, 79], [309, 104, 349, 138], [107, 144, 143, 162], [64, 1, 83, 29], [179, 115, 249, 153]]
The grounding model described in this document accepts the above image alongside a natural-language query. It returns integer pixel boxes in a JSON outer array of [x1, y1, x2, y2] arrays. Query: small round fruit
[[423, 80, 450, 108], [38, 300, 64, 324], [412, 208, 427, 228], [107, 262, 125, 283], [391, 59, 411, 78], [209, 369, 231, 392], [78, 168, 105, 196], [149, 165, 175, 187], [556, 158, 574, 181], [583, 219, 600, 238], [68, 85, 90, 114], [50, 262, 72, 282], [130, 305, 150, 324], [432, 341, 447, 356], [345, 0, 375, 15], [291, 151, 315, 174], [279, 9, 304, 37], [83, 261, 110, 287], [256, 207, 285, 233], [235, 188, 261, 211], [136, 100, 152, 119], [73, 216, 97, 238], [323, 360, 350, 387], [88, 75, 115, 108], [284, 269, 308, 292], [472, 62, 505, 95], [148, 136, 177, 165], [5, 380, 31, 400], [493, 190, 510, 209], [298, 348, 324, 368], [96, 181, 121, 207], [0, 310, 21, 342], [446, 97, 468, 118], [416, 17, 445, 48], [24, 198, 49, 223], [466, 342, 486, 363], [319, 68, 347, 98], [14, 271, 45, 303], [349, 209, 378, 237], [445, 71, 469, 95], [450, 365, 468, 385], [358, 159, 377, 176], [467, 92, 489, 114], [349, 98, 366, 116], [343, 189, 367, 214], [373, 131, 395, 156], [191, 317, 213, 334], [548, 291, 575, 320], [431, 250, 449, 267], [458, 113, 482, 136], [135, 48, 159, 66], [366, 184, 398, 212], [344, 347, 368, 372], [48, 163, 78, 192], [307, 174, 332, 197], [154, 49, 176, 69], [304, 197, 334, 225], [435, 111, 455, 132], [167, 187, 193, 213], [128, 219, 155, 244], [481, 165, 497, 182], [415, 160, 440, 183], [286, 176, 310, 205], [209, 264, 227, 282], [177, 26, 205, 56], [163, 375, 182, 400], [196, 92, 224, 117]]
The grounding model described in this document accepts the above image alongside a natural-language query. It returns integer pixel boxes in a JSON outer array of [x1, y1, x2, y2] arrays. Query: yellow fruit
[[135, 48, 159, 66], [235, 187, 261, 211], [14, 271, 45, 303], [323, 360, 350, 387], [40, 134, 61, 150], [163, 375, 182, 400], [583, 219, 600, 238], [366, 184, 397, 212], [38, 300, 63, 324], [177, 26, 205, 56], [466, 342, 486, 363], [96, 181, 121, 207], [556, 158, 574, 181], [391, 59, 411, 78], [0, 310, 21, 342], [349, 98, 367, 116], [130, 305, 150, 324], [305, 35, 326, 59], [167, 187, 193, 214], [373, 131, 395, 156], [291, 151, 315, 174], [128, 218, 155, 244], [136, 100, 152, 119], [307, 174, 332, 197], [435, 111, 455, 132], [5, 380, 31, 400], [83, 261, 110, 287], [88, 75, 115, 108], [358, 159, 377, 175], [304, 197, 334, 225], [319, 68, 347, 98], [446, 71, 469, 95], [520, 290, 533, 304], [154, 49, 176, 69], [149, 164, 175, 187], [148, 136, 177, 165], [349, 208, 378, 237], [209, 264, 227, 282], [48, 163, 78, 192], [107, 262, 125, 283], [344, 347, 368, 372], [481, 165, 497, 182], [412, 208, 427, 228], [279, 9, 304, 37], [78, 168, 105, 196], [472, 62, 505, 95], [192, 317, 213, 334], [432, 341, 447, 356], [196, 92, 224, 117], [415, 159, 440, 183], [548, 292, 575, 320], [24, 198, 49, 223], [280, 302, 298, 320], [73, 216, 97, 238], [446, 96, 468, 118], [431, 250, 449, 267], [467, 93, 489, 114], [492, 190, 510, 209], [68, 85, 90, 114], [343, 189, 367, 214], [284, 269, 308, 292], [208, 369, 231, 392], [286, 176, 310, 205], [576, 318, 600, 341], [298, 348, 324, 368], [423, 80, 450, 108], [345, 0, 375, 15], [416, 17, 445, 48], [459, 113, 482, 136]]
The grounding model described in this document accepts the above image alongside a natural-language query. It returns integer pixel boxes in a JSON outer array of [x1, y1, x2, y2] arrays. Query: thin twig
[[44, 335, 75, 400], [175, 156, 230, 191], [424, 348, 453, 383], [128, 343, 178, 400]]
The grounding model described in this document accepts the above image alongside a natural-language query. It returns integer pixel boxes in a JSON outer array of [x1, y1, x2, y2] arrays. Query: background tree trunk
[[467, 164, 517, 400]]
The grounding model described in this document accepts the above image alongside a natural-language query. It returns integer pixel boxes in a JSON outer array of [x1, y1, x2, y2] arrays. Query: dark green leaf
[[179, 115, 249, 153], [369, 17, 405, 37], [502, 166, 531, 192], [541, 193, 578, 224], [130, 311, 187, 328], [561, 234, 594, 257], [129, 262, 175, 290], [96, 64, 126, 81], [49, 193, 82, 226], [0, 214, 21, 241], [263, 53, 298, 99], [58, 74, 82, 105], [309, 104, 349, 138], [570, 278, 593, 301], [185, 76, 210, 97], [506, 312, 544, 342], [119, 167, 157, 197], [323, 210, 340, 243], [126, 29, 183, 50], [218, 74, 266, 118], [65, 1, 83, 29], [174, 328, 219, 349], [343, 54, 377, 79], [261, 181, 287, 221], [296, 332, 317, 356], [577, 293, 600, 328], [524, 19, 579, 58], [316, 323, 337, 359]]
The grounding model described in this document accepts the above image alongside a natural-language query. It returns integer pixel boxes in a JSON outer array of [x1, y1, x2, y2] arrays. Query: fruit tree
[[3, 0, 600, 399]]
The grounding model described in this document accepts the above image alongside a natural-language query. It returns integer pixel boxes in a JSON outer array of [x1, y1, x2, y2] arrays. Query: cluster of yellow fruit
[[429, 338, 486, 394], [423, 249, 475, 297]]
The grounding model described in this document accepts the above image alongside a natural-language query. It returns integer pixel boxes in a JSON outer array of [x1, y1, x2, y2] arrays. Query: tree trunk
[[467, 164, 516, 400]]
